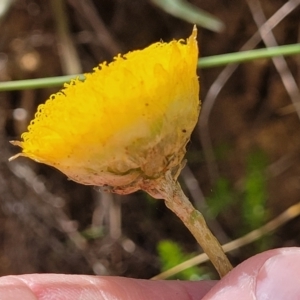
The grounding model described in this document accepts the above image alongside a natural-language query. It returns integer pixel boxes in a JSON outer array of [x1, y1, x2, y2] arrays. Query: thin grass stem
[[1, 44, 299, 91]]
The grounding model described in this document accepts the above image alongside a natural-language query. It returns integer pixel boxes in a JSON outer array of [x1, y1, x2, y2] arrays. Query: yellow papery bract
[[11, 27, 200, 194]]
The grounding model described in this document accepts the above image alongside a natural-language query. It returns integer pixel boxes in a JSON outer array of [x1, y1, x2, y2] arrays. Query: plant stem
[[165, 181, 232, 277], [199, 43, 300, 68], [1, 44, 300, 91], [145, 171, 233, 278]]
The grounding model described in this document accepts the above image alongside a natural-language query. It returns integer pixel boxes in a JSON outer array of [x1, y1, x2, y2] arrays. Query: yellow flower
[[10, 27, 200, 194]]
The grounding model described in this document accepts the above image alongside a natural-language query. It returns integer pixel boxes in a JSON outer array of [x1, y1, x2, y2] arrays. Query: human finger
[[0, 273, 216, 300], [203, 247, 300, 300]]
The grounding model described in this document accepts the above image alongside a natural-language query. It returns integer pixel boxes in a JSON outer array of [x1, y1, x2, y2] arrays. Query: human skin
[[0, 247, 299, 300]]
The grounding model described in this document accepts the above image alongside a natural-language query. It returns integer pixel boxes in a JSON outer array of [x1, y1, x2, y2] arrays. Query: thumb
[[203, 247, 300, 300]]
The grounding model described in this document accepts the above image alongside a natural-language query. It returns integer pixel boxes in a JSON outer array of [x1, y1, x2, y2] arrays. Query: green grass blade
[[151, 0, 224, 32], [1, 44, 299, 91], [0, 74, 85, 91], [199, 43, 300, 68]]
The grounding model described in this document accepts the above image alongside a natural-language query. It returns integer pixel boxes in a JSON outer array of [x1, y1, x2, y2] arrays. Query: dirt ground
[[0, 0, 300, 279]]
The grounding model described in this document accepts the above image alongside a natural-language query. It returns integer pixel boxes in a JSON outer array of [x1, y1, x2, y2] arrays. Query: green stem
[[144, 172, 233, 278], [1, 43, 299, 91], [0, 74, 85, 91], [199, 43, 300, 68]]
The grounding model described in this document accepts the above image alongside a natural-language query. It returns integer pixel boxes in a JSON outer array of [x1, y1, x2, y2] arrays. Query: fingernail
[[256, 248, 300, 299]]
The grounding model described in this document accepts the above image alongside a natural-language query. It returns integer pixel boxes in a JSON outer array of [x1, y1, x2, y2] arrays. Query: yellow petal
[[11, 27, 200, 193]]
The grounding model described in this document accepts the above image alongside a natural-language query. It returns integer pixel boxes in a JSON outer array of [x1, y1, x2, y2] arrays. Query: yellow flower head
[[11, 27, 200, 194]]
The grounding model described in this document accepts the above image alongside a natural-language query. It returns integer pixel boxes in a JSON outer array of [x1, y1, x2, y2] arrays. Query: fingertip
[[203, 247, 300, 300], [256, 248, 300, 299]]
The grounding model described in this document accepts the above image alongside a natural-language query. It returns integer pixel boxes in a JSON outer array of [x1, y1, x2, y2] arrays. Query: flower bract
[[11, 27, 200, 194]]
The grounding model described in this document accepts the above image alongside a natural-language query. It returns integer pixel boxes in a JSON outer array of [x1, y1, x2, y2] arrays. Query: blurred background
[[0, 0, 300, 279]]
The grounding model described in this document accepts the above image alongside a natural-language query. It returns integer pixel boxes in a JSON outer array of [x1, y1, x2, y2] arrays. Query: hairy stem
[[145, 171, 233, 277]]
